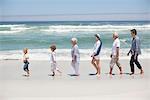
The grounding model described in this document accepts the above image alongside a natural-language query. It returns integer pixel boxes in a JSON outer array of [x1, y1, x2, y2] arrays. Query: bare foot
[[109, 72, 112, 75], [140, 69, 144, 74], [120, 72, 123, 75]]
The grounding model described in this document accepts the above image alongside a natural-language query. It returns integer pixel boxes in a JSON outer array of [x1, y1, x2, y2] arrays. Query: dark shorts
[[23, 61, 29, 71]]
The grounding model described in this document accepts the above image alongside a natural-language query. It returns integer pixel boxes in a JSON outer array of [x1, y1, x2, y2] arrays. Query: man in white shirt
[[109, 32, 122, 75]]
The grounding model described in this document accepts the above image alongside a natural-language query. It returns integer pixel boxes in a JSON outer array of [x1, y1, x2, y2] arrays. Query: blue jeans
[[24, 61, 29, 71]]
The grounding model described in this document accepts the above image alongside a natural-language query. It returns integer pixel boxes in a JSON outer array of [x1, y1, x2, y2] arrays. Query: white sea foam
[[40, 25, 150, 33], [1, 24, 150, 34], [0, 24, 31, 34], [0, 48, 149, 61]]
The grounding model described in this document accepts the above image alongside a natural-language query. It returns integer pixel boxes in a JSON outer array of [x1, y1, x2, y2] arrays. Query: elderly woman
[[70, 38, 80, 76], [91, 34, 102, 76]]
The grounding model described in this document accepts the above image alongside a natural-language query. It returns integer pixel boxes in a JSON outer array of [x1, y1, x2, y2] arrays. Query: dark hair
[[130, 29, 137, 35], [95, 34, 100, 40], [50, 44, 56, 51]]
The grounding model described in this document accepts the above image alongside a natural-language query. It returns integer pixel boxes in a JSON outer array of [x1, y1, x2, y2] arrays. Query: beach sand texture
[[0, 58, 149, 100]]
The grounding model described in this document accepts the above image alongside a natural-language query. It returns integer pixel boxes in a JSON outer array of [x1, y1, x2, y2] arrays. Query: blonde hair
[[23, 48, 28, 54]]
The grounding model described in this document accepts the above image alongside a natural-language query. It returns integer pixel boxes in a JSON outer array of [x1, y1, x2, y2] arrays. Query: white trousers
[[51, 63, 59, 72], [71, 62, 79, 75]]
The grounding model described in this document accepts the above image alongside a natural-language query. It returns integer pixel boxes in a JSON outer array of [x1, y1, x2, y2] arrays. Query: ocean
[[0, 21, 150, 60]]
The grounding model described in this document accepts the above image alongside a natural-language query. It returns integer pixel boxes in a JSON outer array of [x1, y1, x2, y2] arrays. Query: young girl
[[49, 44, 61, 76], [23, 48, 30, 77]]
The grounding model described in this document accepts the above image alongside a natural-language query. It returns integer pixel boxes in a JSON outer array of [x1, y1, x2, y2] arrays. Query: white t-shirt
[[71, 44, 80, 62], [23, 54, 29, 61], [112, 38, 120, 56], [50, 51, 56, 63]]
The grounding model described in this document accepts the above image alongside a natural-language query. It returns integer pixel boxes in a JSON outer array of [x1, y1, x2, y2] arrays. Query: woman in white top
[[91, 34, 102, 76], [71, 38, 80, 76]]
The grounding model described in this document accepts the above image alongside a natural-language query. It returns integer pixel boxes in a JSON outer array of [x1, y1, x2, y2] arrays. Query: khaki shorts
[[110, 56, 121, 68]]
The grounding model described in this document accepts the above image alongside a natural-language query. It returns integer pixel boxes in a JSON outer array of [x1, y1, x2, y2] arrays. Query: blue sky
[[0, 0, 149, 21]]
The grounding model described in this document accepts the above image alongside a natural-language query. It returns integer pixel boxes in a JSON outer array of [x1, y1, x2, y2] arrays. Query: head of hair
[[130, 29, 137, 35], [95, 34, 100, 40], [113, 32, 119, 38], [50, 44, 56, 51], [23, 48, 28, 54], [71, 38, 78, 43]]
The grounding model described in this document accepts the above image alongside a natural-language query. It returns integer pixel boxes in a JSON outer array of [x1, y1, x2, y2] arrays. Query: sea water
[[0, 21, 150, 60]]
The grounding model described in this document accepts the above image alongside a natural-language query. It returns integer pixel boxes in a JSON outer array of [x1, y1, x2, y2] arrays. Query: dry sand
[[0, 58, 149, 100]]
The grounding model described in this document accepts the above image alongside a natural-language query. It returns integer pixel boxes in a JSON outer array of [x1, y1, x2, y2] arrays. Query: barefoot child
[[49, 44, 61, 76], [23, 48, 30, 76]]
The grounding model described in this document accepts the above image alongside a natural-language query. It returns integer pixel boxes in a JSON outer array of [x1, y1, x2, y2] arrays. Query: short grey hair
[[71, 38, 78, 43], [113, 32, 119, 38]]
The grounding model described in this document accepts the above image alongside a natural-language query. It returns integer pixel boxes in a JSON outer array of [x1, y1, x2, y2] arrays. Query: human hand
[[110, 54, 112, 58], [127, 52, 130, 56]]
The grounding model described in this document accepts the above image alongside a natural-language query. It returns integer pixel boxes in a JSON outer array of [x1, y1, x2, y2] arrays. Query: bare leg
[[27, 70, 30, 76], [116, 61, 122, 74], [95, 59, 100, 75], [119, 67, 122, 74], [109, 67, 113, 75], [91, 58, 98, 74], [109, 58, 115, 75]]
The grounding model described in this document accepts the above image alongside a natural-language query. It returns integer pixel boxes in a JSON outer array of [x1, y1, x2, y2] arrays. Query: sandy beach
[[0, 58, 149, 100], [1, 0, 150, 100]]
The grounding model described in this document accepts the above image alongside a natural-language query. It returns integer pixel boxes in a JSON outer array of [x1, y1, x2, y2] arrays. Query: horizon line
[[1, 12, 149, 17], [0, 20, 150, 23]]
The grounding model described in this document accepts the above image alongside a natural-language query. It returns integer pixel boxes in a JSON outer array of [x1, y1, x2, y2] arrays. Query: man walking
[[109, 32, 122, 75], [127, 29, 144, 75]]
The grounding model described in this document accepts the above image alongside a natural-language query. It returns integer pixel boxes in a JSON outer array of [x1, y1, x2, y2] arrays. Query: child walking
[[23, 48, 30, 77], [49, 44, 61, 76]]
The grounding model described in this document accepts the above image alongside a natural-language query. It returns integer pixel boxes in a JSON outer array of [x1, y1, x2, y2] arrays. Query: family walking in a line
[[22, 29, 144, 77]]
